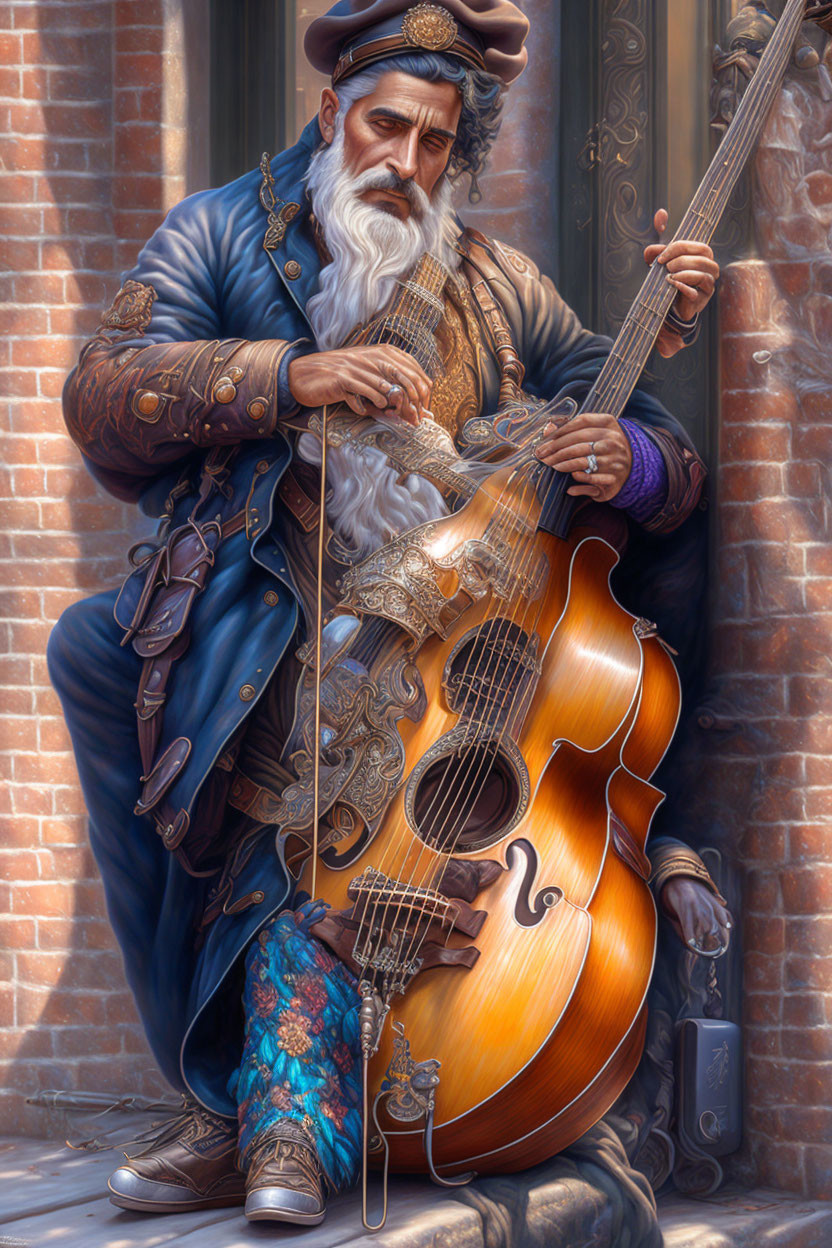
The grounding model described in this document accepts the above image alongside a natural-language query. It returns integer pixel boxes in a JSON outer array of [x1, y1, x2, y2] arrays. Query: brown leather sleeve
[[63, 279, 301, 487], [638, 425, 707, 535]]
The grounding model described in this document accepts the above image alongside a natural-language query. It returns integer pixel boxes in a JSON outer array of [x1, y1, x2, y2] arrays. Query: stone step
[[1, 1136, 831, 1247]]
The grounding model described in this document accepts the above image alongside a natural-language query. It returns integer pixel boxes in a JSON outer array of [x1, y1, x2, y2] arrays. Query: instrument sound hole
[[412, 744, 521, 853], [444, 618, 539, 727]]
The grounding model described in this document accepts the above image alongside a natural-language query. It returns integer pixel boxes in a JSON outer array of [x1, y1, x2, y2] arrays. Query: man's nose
[[387, 130, 420, 184]]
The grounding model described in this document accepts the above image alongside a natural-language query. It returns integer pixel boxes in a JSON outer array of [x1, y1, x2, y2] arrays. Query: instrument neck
[[362, 252, 450, 377], [539, 0, 806, 537]]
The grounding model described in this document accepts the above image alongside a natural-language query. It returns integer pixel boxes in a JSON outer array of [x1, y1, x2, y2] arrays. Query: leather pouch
[[117, 518, 223, 659]]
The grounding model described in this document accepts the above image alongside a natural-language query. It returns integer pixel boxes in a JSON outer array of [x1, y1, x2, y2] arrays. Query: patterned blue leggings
[[226, 903, 363, 1192]]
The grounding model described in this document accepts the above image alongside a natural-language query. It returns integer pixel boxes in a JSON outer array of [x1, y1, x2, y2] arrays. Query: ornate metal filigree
[[100, 280, 157, 336], [311, 409, 478, 504], [259, 152, 300, 251], [401, 3, 458, 51], [379, 1022, 441, 1123], [597, 0, 652, 333], [403, 723, 531, 851], [274, 649, 426, 843], [336, 506, 547, 646]]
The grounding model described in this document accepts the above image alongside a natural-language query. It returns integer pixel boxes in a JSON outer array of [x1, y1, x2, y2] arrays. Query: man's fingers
[[570, 471, 617, 485], [541, 454, 608, 473], [377, 362, 422, 413], [664, 255, 719, 279], [567, 483, 616, 499], [657, 239, 714, 263], [343, 392, 369, 416], [653, 207, 668, 234], [537, 434, 612, 459], [548, 411, 617, 429], [379, 346, 433, 408], [666, 270, 715, 295], [668, 277, 701, 302], [342, 374, 392, 411]]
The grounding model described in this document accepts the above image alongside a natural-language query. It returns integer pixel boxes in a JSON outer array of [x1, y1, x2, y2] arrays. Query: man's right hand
[[287, 344, 433, 425]]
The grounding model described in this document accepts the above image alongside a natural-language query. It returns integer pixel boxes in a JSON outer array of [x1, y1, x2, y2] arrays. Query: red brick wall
[[2, 2, 831, 1199], [709, 69, 832, 1198], [0, 0, 180, 1136]]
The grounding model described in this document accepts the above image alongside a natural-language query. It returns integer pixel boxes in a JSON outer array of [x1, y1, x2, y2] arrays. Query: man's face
[[319, 71, 462, 221]]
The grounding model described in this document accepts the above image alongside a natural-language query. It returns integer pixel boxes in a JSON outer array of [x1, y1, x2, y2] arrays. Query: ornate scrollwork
[[311, 409, 478, 504], [273, 650, 426, 846], [336, 507, 548, 645], [379, 1022, 441, 1123], [100, 279, 157, 336], [597, 0, 652, 333]]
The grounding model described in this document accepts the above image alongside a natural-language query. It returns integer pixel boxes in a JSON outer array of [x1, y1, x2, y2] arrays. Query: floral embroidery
[[277, 1007, 313, 1057], [227, 902, 362, 1192], [252, 982, 279, 1017], [332, 1041, 353, 1075]]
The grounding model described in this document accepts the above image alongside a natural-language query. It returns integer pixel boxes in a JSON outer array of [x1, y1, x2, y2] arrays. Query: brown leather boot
[[107, 1097, 246, 1213], [244, 1120, 326, 1224]]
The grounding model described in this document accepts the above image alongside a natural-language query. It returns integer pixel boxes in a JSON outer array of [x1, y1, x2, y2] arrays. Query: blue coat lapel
[[263, 118, 325, 336]]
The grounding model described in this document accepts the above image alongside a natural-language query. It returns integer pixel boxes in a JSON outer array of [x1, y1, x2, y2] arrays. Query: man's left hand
[[535, 410, 632, 501], [660, 877, 733, 957], [646, 208, 720, 358]]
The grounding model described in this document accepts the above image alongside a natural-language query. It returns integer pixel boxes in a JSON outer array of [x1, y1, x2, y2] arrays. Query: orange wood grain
[[299, 519, 679, 1174]]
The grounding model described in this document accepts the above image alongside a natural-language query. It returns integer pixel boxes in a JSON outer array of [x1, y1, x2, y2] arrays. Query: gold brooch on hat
[[401, 3, 458, 52]]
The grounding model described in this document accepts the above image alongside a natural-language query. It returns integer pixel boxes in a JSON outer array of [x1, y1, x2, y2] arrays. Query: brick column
[[0, 0, 187, 1135], [710, 68, 832, 1197]]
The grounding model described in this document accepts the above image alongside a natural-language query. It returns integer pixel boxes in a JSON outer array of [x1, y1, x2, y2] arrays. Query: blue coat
[[49, 116, 701, 1116]]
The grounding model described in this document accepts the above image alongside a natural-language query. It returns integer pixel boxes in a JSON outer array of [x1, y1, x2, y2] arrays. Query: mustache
[[349, 167, 432, 219]]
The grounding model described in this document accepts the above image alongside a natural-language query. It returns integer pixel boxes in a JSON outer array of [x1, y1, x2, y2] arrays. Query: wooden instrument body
[[298, 466, 681, 1175]]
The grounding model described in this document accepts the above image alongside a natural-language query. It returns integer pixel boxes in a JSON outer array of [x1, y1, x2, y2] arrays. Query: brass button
[[264, 590, 279, 606], [247, 397, 269, 421], [239, 684, 256, 701], [214, 377, 237, 404], [252, 890, 265, 904], [136, 390, 161, 416], [227, 366, 244, 383], [284, 259, 302, 280], [255, 459, 270, 473]]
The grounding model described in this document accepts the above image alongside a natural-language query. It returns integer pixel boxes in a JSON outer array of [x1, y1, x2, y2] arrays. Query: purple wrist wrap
[[612, 419, 668, 522]]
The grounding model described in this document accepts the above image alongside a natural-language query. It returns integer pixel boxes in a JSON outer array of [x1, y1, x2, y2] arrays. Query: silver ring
[[687, 933, 728, 959], [589, 441, 596, 453], [586, 452, 599, 475]]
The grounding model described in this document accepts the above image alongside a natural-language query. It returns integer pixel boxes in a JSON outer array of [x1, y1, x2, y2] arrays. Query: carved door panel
[[559, 0, 735, 462]]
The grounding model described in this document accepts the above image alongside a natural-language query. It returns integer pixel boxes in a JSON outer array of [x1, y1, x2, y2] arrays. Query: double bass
[[272, 0, 821, 1221]]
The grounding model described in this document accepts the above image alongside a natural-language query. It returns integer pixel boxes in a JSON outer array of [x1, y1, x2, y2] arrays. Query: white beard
[[304, 120, 459, 350], [297, 115, 461, 561]]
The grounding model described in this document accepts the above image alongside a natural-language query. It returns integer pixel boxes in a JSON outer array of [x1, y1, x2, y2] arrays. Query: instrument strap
[[455, 228, 527, 406]]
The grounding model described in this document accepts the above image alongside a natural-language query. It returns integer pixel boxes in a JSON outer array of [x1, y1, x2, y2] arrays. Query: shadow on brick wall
[[3, 0, 179, 1139]]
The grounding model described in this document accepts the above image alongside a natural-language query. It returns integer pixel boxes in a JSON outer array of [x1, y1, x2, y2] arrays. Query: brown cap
[[304, 0, 529, 87]]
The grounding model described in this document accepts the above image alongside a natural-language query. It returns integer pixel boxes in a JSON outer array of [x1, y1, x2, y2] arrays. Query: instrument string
[[352, 455, 534, 975], [408, 51, 799, 927], [346, 255, 459, 977], [319, 251, 557, 984], [355, 441, 543, 963], [406, 17, 797, 934], [393, 456, 548, 979]]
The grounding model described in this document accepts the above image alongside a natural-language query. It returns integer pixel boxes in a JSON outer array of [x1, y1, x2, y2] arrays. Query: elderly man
[[49, 0, 729, 1230]]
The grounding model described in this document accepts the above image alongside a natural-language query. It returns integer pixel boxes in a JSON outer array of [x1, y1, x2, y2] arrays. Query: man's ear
[[318, 88, 340, 144]]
